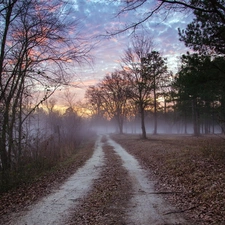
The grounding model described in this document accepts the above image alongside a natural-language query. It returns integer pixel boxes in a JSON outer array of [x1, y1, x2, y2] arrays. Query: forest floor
[[112, 133, 225, 225], [0, 134, 224, 224]]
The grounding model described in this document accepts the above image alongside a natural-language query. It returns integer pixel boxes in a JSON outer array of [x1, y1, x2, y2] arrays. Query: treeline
[[85, 44, 225, 138], [0, 0, 91, 192], [85, 50, 225, 137], [85, 0, 225, 138], [173, 53, 225, 135], [1, 0, 225, 192]]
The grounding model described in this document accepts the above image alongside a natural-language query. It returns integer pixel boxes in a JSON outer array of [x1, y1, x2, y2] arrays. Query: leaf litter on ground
[[111, 134, 225, 225], [66, 140, 132, 225], [1, 134, 225, 225], [0, 140, 95, 223]]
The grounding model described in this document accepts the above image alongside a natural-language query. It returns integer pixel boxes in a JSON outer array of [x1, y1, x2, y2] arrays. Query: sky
[[56, 0, 193, 103]]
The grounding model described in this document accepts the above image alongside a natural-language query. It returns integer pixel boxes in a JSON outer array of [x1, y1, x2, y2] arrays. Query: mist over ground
[[90, 116, 222, 135]]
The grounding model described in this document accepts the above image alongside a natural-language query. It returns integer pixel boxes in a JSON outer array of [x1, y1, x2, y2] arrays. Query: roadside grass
[[111, 134, 225, 225], [0, 136, 96, 217], [0, 135, 96, 194]]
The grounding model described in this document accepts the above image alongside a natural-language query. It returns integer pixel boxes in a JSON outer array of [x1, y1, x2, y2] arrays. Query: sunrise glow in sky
[[58, 0, 193, 101]]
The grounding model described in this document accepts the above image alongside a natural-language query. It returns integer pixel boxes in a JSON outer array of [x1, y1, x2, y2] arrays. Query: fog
[[89, 116, 222, 135], [1, 104, 222, 192]]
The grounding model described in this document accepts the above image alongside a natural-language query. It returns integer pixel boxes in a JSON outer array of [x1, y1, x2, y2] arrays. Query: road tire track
[[107, 135, 189, 225], [3, 135, 190, 225], [66, 136, 133, 224], [5, 135, 105, 225]]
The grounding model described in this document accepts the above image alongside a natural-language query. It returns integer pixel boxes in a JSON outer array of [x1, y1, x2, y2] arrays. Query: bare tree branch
[[109, 0, 225, 35]]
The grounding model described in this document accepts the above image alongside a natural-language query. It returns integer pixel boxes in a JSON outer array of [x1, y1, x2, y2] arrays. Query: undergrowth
[[0, 135, 96, 194]]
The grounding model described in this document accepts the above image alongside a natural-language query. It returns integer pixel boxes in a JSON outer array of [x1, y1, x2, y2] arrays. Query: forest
[[1, 0, 225, 193]]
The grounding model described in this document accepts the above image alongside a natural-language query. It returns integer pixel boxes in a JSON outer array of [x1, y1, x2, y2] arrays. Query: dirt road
[[107, 135, 188, 225], [3, 135, 189, 225]]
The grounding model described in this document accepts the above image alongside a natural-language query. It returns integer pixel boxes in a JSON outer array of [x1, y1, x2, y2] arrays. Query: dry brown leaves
[[111, 134, 225, 225], [1, 134, 224, 225], [66, 143, 132, 225], [0, 141, 95, 221]]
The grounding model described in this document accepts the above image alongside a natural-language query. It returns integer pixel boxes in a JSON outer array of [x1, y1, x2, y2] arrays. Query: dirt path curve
[[106, 135, 188, 225], [4, 135, 189, 225], [6, 135, 105, 225]]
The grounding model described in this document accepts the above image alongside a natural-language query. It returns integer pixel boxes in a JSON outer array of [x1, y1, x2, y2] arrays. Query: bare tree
[[141, 51, 168, 134], [86, 70, 130, 134], [121, 35, 169, 138], [114, 0, 225, 34], [99, 70, 130, 134], [0, 0, 92, 185], [62, 88, 77, 110], [85, 85, 104, 120], [121, 35, 154, 138]]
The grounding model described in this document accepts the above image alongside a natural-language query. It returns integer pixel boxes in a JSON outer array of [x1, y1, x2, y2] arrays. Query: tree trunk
[[153, 77, 157, 135], [184, 110, 188, 134], [140, 106, 147, 139], [0, 104, 11, 188], [119, 123, 123, 134], [192, 98, 200, 136], [153, 108, 157, 135]]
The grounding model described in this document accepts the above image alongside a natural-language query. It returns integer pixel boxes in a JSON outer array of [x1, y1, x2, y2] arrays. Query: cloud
[[65, 0, 193, 99]]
